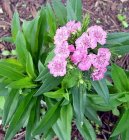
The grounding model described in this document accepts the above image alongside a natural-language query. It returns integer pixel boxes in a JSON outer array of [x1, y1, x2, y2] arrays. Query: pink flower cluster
[[48, 22, 111, 81], [48, 21, 81, 77]]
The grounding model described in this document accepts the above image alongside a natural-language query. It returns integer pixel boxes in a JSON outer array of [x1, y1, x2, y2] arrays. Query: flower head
[[75, 33, 97, 50], [54, 26, 70, 45], [66, 21, 81, 33], [70, 49, 87, 65], [87, 25, 107, 45], [98, 48, 111, 60], [91, 68, 107, 81], [54, 41, 70, 58], [92, 48, 111, 69], [75, 33, 90, 50], [48, 56, 67, 77], [78, 55, 92, 71]]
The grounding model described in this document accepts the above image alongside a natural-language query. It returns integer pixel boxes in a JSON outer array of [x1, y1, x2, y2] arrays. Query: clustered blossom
[[48, 22, 111, 81], [48, 21, 81, 77]]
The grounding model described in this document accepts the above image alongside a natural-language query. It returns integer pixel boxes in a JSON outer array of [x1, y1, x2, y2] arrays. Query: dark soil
[[0, 0, 129, 139]]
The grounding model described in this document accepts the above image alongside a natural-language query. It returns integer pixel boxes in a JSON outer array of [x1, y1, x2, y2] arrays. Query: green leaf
[[70, 0, 82, 21], [43, 129, 55, 140], [53, 104, 73, 140], [76, 118, 96, 140], [85, 107, 102, 125], [35, 72, 62, 96], [25, 99, 38, 140], [5, 92, 33, 140], [91, 79, 109, 103], [1, 36, 13, 43], [38, 7, 48, 51], [11, 12, 20, 40], [35, 67, 48, 82], [71, 85, 87, 122], [111, 110, 129, 137], [62, 69, 79, 89], [15, 31, 28, 67], [4, 91, 20, 126], [107, 32, 129, 45], [0, 96, 5, 110], [22, 16, 40, 63], [44, 88, 69, 100], [0, 83, 8, 96], [121, 126, 129, 140], [45, 3, 57, 37], [2, 50, 10, 56], [110, 45, 129, 55], [112, 107, 120, 116], [44, 49, 54, 65], [82, 14, 90, 32], [38, 60, 45, 73], [2, 59, 24, 73], [52, 0, 67, 25], [2, 89, 18, 126], [66, 0, 77, 21], [7, 77, 37, 89], [26, 53, 36, 78], [111, 64, 129, 92], [0, 109, 3, 117], [32, 101, 62, 136], [87, 93, 123, 112], [0, 60, 25, 80]]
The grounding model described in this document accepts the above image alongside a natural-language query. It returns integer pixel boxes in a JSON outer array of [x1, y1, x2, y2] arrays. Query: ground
[[0, 0, 129, 139]]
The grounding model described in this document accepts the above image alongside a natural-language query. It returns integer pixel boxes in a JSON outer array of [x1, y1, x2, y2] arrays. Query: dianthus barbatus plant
[[0, 0, 129, 140]]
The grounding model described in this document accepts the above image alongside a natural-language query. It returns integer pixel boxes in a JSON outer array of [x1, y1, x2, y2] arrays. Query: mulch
[[0, 0, 129, 139]]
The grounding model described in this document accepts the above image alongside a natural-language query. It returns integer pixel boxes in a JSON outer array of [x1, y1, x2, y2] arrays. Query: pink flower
[[89, 36, 97, 49], [98, 48, 111, 60], [92, 55, 109, 69], [88, 53, 97, 64], [91, 68, 107, 81], [75, 33, 90, 50], [54, 41, 70, 58], [87, 25, 107, 45], [48, 56, 67, 77], [54, 26, 70, 45], [68, 44, 75, 52], [78, 55, 92, 71], [70, 49, 87, 65], [75, 33, 97, 50], [66, 21, 81, 33], [92, 48, 111, 68]]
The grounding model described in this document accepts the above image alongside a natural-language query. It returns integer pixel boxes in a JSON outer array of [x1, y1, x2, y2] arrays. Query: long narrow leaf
[[91, 79, 109, 103], [32, 101, 62, 136], [53, 104, 73, 140], [5, 92, 34, 140]]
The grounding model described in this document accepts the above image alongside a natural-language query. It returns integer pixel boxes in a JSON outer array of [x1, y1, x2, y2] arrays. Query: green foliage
[[67, 0, 77, 21], [117, 14, 128, 28], [53, 104, 73, 140], [11, 11, 20, 41], [32, 101, 62, 136], [71, 84, 87, 122], [111, 64, 129, 92], [52, 0, 67, 25], [0, 96, 5, 110], [1, 0, 129, 140], [111, 110, 129, 137], [70, 0, 82, 21], [106, 32, 129, 55], [91, 79, 109, 103], [76, 118, 96, 140]]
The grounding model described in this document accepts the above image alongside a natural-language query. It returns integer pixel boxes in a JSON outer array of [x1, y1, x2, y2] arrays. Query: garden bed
[[0, 0, 129, 140]]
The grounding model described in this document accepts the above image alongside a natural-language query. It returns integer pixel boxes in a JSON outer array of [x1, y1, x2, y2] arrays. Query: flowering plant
[[48, 22, 111, 80], [0, 0, 129, 140]]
